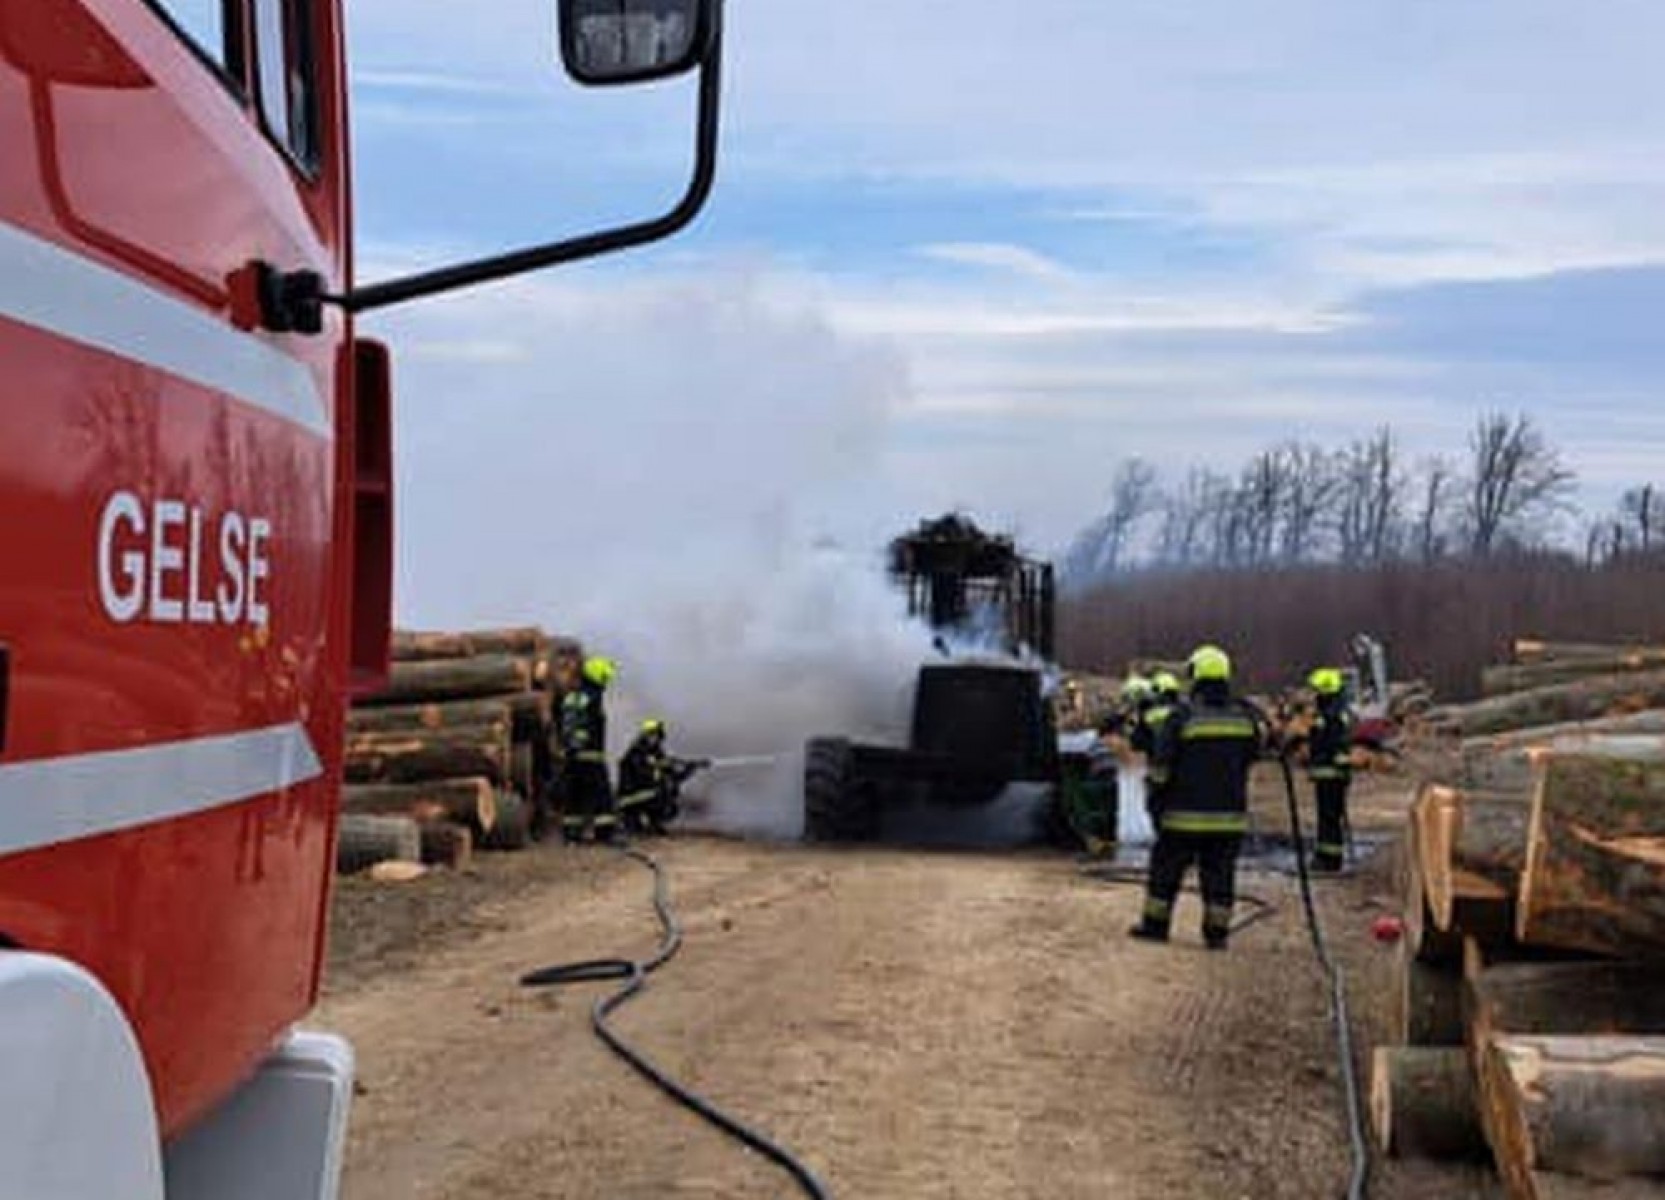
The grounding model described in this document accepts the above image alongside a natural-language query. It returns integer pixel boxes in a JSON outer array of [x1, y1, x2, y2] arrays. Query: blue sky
[[344, 1, 1665, 626]]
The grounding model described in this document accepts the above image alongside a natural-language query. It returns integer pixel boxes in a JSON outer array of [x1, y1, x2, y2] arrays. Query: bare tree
[[1237, 449, 1286, 566], [1414, 455, 1454, 564], [1463, 412, 1577, 556], [1584, 517, 1627, 567], [1619, 484, 1659, 554], [1063, 457, 1159, 580], [1334, 427, 1405, 563], [1277, 441, 1337, 563], [1154, 467, 1219, 567]]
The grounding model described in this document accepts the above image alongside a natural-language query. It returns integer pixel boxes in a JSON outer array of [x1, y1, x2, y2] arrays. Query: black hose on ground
[[1086, 766, 1370, 1197], [1276, 754, 1370, 1200], [519, 844, 832, 1200]]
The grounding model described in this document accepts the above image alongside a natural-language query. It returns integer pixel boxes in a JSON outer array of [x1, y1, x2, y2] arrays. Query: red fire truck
[[0, 2, 721, 1195]]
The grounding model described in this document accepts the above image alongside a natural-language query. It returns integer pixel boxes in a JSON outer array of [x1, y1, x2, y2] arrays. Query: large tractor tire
[[803, 737, 875, 842]]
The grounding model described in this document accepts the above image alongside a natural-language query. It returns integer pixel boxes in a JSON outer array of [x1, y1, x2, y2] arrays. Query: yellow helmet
[[1187, 644, 1232, 683], [1309, 667, 1344, 696], [641, 717, 665, 736], [1121, 674, 1153, 703], [1151, 670, 1181, 697], [582, 656, 617, 687]]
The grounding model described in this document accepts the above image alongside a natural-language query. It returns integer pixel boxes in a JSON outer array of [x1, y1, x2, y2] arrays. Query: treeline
[[1057, 554, 1665, 701], [1062, 411, 1661, 581]]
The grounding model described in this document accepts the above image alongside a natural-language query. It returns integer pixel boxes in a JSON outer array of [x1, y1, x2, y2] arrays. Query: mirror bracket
[[317, 0, 723, 320]]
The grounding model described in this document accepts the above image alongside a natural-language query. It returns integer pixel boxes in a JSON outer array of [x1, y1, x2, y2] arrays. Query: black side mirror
[[560, 0, 713, 85]]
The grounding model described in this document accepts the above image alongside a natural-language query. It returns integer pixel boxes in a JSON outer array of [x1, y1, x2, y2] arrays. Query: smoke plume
[[373, 266, 936, 836]]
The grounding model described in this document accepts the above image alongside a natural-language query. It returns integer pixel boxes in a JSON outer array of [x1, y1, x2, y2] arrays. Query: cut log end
[[1371, 1046, 1488, 1161]]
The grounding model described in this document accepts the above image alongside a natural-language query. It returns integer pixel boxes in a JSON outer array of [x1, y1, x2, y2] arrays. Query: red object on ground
[[1371, 915, 1405, 943]]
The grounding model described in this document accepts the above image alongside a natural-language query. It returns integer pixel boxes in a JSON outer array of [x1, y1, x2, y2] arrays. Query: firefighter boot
[[1203, 904, 1232, 951], [1128, 898, 1172, 943]]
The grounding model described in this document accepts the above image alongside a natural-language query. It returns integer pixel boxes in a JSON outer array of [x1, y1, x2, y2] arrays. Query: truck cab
[[0, 2, 721, 1196]]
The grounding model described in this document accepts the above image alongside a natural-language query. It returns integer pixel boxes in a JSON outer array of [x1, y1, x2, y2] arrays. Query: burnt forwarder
[[802, 515, 1066, 842]]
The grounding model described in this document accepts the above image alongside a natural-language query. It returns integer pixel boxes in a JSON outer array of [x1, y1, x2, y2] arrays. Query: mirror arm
[[309, 7, 723, 319]]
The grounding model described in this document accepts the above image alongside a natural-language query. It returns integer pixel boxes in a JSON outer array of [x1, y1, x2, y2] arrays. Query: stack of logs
[[1375, 638, 1665, 1198], [335, 626, 581, 878]]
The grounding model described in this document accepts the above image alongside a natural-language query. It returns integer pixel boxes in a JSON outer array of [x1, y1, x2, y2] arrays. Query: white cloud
[[915, 242, 1075, 284], [342, 1, 1665, 566]]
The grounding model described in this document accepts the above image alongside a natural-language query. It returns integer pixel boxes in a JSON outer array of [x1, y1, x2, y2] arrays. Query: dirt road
[[319, 785, 1498, 1199]]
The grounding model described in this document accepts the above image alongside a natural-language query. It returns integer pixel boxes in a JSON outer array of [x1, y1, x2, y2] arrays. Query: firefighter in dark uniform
[[1096, 675, 1152, 752], [1138, 670, 1183, 820], [1305, 666, 1355, 872], [559, 656, 618, 843], [1131, 645, 1267, 950], [616, 718, 709, 835]]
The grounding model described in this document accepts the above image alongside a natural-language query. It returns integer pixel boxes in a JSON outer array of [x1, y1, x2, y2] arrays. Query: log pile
[[1377, 643, 1665, 1196], [1420, 639, 1665, 744], [337, 626, 580, 875]]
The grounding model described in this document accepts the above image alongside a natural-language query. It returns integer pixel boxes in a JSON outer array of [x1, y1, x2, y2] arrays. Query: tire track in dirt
[[321, 833, 1501, 1199]]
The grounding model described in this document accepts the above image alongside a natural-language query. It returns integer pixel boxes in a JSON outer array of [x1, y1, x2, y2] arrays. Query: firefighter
[[1096, 674, 1150, 749], [1131, 644, 1267, 950], [1139, 670, 1183, 815], [1305, 666, 1355, 872], [617, 718, 710, 835], [559, 656, 619, 843]]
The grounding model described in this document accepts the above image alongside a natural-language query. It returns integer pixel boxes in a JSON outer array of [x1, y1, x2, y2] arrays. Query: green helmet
[[1187, 644, 1232, 683], [1308, 667, 1345, 696], [1151, 670, 1181, 698], [582, 655, 617, 687], [1121, 674, 1153, 703]]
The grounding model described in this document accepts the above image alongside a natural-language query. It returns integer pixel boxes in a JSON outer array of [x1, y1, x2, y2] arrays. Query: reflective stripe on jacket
[[1153, 692, 1265, 836], [1306, 702, 1355, 782], [559, 683, 608, 760]]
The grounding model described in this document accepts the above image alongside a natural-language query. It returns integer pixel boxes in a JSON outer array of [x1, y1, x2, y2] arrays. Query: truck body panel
[[0, 0, 356, 1135]]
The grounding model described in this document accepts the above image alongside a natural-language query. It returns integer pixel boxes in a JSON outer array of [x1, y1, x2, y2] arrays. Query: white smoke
[[372, 265, 937, 836]]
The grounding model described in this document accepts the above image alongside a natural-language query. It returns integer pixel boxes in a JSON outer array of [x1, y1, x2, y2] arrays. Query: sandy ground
[[317, 770, 1501, 1199]]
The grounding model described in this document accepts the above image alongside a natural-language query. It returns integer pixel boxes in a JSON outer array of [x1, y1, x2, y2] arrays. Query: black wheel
[[803, 737, 875, 841], [479, 789, 533, 851]]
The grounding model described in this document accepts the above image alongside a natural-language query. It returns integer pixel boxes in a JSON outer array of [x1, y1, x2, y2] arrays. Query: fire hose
[[1277, 751, 1371, 1200], [526, 747, 1365, 1200], [1081, 753, 1370, 1199], [519, 844, 831, 1199]]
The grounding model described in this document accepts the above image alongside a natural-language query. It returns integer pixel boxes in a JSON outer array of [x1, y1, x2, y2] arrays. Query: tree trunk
[[1403, 802, 1474, 963], [390, 630, 476, 661], [355, 654, 532, 706], [346, 693, 550, 739], [1461, 718, 1665, 792], [1477, 1034, 1665, 1197], [336, 813, 421, 873], [1517, 753, 1665, 957], [545, 637, 586, 694], [1426, 670, 1665, 739], [1464, 960, 1665, 1038], [418, 821, 473, 870], [509, 739, 536, 796], [342, 777, 498, 834], [1393, 943, 1465, 1045], [1403, 812, 1456, 964], [1415, 785, 1529, 933], [344, 724, 510, 786], [1513, 640, 1665, 665], [1482, 652, 1665, 697], [1370, 1046, 1488, 1160], [463, 627, 551, 656]]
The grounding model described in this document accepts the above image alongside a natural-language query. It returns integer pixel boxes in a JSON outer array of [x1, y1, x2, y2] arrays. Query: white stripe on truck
[[0, 219, 330, 438], [0, 724, 324, 855]]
